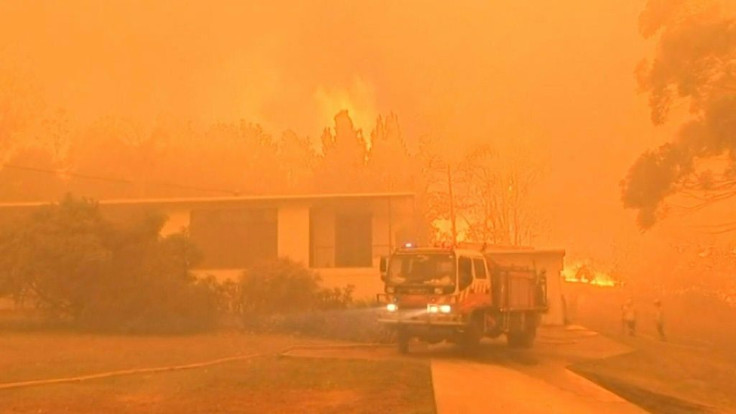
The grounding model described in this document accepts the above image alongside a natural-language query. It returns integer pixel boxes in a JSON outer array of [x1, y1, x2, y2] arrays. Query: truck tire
[[460, 312, 484, 350], [507, 313, 537, 348]]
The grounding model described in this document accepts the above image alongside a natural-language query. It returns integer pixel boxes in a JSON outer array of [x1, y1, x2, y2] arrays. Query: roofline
[[0, 192, 415, 209], [484, 249, 566, 256], [394, 246, 565, 256]]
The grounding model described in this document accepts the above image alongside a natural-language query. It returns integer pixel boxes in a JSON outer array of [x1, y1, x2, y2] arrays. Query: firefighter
[[623, 299, 637, 336], [654, 299, 666, 341]]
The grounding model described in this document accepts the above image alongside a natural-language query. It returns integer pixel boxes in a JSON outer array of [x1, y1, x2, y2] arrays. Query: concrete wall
[[160, 208, 191, 236], [311, 205, 395, 300], [317, 268, 383, 302], [310, 207, 336, 268], [277, 204, 310, 266]]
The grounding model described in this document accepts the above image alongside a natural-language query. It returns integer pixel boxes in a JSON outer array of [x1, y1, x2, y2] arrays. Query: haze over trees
[[622, 0, 736, 229], [0, 71, 543, 246]]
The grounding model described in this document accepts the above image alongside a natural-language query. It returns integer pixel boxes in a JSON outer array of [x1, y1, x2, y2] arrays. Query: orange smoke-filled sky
[[2, 0, 721, 267]]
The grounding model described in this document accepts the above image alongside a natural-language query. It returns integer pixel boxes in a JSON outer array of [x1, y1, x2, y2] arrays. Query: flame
[[563, 263, 617, 287]]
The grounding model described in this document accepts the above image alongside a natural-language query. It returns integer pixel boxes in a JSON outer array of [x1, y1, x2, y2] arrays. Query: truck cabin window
[[458, 257, 473, 290], [473, 258, 487, 279], [388, 254, 455, 286]]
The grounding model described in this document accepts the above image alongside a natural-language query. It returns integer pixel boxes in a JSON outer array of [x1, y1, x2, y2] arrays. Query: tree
[[0, 145, 67, 201], [463, 145, 539, 246], [622, 0, 736, 229], [278, 130, 317, 193], [0, 195, 217, 332], [0, 196, 110, 317], [314, 110, 370, 192], [414, 134, 469, 244], [187, 121, 285, 196], [415, 137, 541, 246], [366, 113, 414, 191], [0, 65, 42, 163], [67, 117, 152, 199]]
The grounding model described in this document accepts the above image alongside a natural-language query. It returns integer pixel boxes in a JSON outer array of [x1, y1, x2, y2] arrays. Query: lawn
[[567, 284, 736, 413], [0, 331, 436, 413]]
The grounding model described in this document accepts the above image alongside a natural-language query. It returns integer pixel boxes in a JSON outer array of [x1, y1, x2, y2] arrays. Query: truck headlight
[[386, 303, 398, 312], [427, 304, 452, 313]]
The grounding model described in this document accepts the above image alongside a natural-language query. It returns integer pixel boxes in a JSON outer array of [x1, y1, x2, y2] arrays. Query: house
[[0, 193, 567, 324], [0, 193, 417, 300]]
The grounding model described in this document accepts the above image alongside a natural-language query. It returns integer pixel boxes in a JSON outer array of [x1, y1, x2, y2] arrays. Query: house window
[[190, 208, 277, 269], [334, 213, 372, 267]]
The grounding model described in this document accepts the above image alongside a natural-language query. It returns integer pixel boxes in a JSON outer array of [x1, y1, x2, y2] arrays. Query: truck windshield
[[387, 253, 456, 286]]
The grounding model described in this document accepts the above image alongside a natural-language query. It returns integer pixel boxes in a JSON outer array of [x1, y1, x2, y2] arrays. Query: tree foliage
[[1, 104, 544, 245], [237, 258, 323, 317], [236, 258, 355, 321], [315, 110, 370, 192], [463, 145, 539, 245], [366, 113, 414, 191], [0, 195, 217, 332], [623, 0, 736, 228], [416, 137, 540, 245]]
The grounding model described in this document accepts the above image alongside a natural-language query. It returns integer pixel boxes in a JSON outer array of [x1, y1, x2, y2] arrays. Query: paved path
[[431, 358, 645, 414], [429, 325, 647, 414]]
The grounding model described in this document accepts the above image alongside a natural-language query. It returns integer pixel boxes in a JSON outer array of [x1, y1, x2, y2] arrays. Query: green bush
[[238, 258, 323, 319], [0, 195, 218, 333], [234, 259, 390, 342], [273, 307, 393, 343], [318, 285, 356, 310]]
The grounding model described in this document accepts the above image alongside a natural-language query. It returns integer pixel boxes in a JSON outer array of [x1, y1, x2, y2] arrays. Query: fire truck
[[378, 245, 548, 353]]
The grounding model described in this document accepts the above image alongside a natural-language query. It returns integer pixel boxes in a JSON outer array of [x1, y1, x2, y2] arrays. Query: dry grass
[[568, 284, 736, 413], [0, 330, 435, 413]]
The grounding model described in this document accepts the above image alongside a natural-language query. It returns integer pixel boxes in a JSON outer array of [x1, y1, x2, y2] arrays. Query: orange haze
[[2, 0, 730, 276]]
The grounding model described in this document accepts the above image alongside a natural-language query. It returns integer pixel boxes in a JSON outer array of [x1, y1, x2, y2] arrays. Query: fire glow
[[562, 264, 617, 287]]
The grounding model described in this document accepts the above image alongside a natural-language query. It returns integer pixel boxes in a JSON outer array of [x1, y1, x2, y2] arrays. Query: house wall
[[181, 197, 414, 301], [317, 268, 384, 302], [309, 207, 336, 268], [306, 201, 405, 300], [277, 204, 310, 266], [160, 208, 191, 236]]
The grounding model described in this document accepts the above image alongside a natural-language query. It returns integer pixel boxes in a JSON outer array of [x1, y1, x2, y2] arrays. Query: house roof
[[0, 192, 415, 210]]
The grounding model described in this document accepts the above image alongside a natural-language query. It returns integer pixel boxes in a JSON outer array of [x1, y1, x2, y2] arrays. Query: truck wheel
[[397, 328, 410, 354], [460, 312, 484, 350], [524, 313, 539, 345], [507, 313, 536, 348]]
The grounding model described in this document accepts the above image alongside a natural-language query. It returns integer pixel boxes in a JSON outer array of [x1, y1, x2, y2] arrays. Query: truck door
[[458, 256, 473, 290]]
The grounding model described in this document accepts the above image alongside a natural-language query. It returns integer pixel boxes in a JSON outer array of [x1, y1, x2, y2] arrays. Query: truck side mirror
[[379, 256, 388, 280]]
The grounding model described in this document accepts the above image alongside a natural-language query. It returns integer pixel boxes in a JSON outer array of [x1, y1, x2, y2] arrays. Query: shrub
[[234, 258, 390, 342], [0, 195, 218, 333], [318, 285, 355, 310], [238, 258, 323, 319], [274, 307, 393, 343]]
